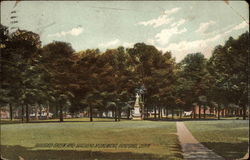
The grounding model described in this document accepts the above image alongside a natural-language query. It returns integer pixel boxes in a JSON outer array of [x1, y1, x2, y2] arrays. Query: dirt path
[[176, 121, 224, 160], [241, 147, 249, 159]]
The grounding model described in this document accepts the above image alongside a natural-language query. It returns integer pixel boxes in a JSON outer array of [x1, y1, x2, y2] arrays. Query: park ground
[[0, 118, 249, 160]]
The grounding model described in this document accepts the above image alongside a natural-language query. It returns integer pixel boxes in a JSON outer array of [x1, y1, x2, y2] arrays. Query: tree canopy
[[1, 23, 248, 121]]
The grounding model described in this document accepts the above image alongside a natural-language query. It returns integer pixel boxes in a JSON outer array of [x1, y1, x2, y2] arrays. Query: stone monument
[[132, 93, 142, 120]]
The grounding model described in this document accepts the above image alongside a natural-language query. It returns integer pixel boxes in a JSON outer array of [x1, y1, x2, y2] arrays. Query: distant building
[[0, 111, 9, 119]]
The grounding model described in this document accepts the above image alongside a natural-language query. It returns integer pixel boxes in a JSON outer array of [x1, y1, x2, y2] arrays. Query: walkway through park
[[176, 122, 225, 160]]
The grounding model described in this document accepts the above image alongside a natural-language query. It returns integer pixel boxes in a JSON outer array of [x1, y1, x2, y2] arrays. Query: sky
[[1, 1, 249, 62]]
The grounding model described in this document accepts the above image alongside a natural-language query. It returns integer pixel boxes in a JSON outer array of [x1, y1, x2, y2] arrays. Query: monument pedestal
[[132, 105, 141, 120]]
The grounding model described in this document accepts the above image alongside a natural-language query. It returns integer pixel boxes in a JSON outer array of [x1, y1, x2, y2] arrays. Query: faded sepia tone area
[[0, 1, 249, 160]]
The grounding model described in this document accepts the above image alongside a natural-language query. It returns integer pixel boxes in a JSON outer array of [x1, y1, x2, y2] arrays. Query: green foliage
[[1, 23, 248, 121], [208, 32, 248, 111], [177, 53, 209, 110]]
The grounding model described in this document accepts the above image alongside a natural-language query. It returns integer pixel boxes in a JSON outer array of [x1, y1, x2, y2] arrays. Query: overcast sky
[[1, 1, 249, 62]]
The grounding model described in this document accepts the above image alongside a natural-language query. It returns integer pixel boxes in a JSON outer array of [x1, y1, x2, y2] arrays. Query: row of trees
[[1, 24, 248, 122]]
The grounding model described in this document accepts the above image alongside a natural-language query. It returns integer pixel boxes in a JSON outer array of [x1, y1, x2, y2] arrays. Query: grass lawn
[[0, 120, 182, 160], [185, 120, 249, 160]]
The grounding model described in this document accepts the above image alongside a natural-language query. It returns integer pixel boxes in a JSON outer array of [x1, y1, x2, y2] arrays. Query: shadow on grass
[[0, 120, 118, 125], [0, 145, 183, 160], [29, 120, 117, 123], [144, 117, 247, 122], [201, 142, 248, 160], [144, 118, 219, 122]]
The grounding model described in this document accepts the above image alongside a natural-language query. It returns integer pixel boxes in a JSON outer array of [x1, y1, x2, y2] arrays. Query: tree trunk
[[243, 105, 246, 120], [154, 106, 157, 120], [191, 106, 193, 119], [172, 107, 174, 120], [158, 107, 161, 119], [112, 108, 115, 118], [239, 109, 242, 116], [89, 104, 93, 122], [225, 108, 228, 117], [193, 105, 196, 119], [55, 105, 58, 118], [217, 106, 220, 120], [46, 105, 50, 119], [25, 104, 29, 123], [176, 110, 179, 116], [39, 104, 42, 119], [166, 107, 168, 119], [160, 107, 162, 119], [141, 105, 144, 120], [179, 108, 182, 119], [198, 105, 201, 119], [127, 108, 130, 119], [9, 103, 13, 121], [115, 106, 118, 122], [118, 107, 121, 121], [21, 105, 24, 123], [203, 105, 206, 119], [35, 104, 38, 120], [164, 107, 166, 118], [59, 104, 64, 122]]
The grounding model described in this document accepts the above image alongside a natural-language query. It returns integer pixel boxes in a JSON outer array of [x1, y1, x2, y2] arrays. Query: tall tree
[[208, 32, 249, 119], [127, 43, 176, 119], [179, 53, 209, 119], [40, 41, 75, 122], [1, 28, 42, 122]]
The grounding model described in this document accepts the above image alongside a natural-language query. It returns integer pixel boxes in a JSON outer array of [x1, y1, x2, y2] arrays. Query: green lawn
[[185, 120, 249, 160], [0, 120, 182, 160]]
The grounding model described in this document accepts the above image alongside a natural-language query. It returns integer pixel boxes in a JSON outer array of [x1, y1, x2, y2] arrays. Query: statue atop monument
[[134, 93, 140, 107]]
